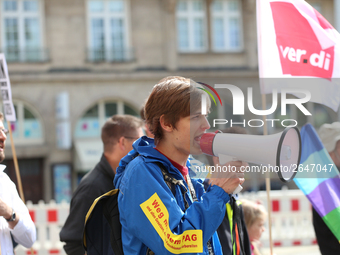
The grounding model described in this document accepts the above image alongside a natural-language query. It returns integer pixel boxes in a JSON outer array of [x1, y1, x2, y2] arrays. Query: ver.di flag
[[257, 0, 340, 111], [294, 124, 340, 242]]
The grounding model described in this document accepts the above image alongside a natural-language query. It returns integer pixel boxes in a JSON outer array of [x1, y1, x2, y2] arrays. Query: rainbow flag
[[294, 124, 340, 242]]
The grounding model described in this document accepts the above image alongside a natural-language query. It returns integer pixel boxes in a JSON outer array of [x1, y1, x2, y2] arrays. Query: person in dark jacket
[[313, 122, 340, 255], [59, 114, 144, 255], [209, 127, 252, 255]]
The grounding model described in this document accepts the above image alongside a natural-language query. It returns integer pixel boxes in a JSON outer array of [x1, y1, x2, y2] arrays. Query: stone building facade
[[0, 0, 338, 202]]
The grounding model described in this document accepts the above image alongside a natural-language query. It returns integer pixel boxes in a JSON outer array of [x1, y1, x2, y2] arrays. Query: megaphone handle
[[232, 184, 243, 194]]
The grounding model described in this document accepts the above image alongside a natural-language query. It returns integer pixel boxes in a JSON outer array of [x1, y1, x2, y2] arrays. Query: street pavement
[[261, 245, 321, 255]]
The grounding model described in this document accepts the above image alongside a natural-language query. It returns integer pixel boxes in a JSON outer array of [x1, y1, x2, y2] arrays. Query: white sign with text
[[0, 54, 16, 121]]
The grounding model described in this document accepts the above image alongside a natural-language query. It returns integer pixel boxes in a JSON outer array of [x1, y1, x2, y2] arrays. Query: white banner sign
[[0, 54, 16, 121]]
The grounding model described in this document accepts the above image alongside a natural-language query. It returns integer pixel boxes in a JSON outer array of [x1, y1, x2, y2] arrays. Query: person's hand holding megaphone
[[213, 155, 248, 194], [208, 160, 246, 194]]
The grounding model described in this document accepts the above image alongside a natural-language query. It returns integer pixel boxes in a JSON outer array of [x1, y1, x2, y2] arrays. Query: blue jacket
[[114, 136, 230, 255]]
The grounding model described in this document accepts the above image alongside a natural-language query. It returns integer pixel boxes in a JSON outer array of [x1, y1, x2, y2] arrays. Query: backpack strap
[[83, 189, 122, 255], [186, 175, 198, 202]]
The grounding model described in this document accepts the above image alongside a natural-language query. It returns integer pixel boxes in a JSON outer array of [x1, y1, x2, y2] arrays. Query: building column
[[335, 0, 340, 31], [162, 0, 178, 71], [206, 0, 213, 51], [244, 0, 258, 70]]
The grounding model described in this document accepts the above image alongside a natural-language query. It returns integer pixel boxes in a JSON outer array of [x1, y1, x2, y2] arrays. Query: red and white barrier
[[14, 189, 315, 254], [240, 188, 316, 247], [15, 200, 69, 255]]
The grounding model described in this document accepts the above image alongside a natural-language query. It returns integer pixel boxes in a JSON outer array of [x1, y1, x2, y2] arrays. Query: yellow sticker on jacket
[[140, 193, 203, 254]]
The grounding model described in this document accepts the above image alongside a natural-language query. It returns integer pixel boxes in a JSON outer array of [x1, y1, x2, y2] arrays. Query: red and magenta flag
[[294, 124, 340, 242], [257, 0, 340, 111]]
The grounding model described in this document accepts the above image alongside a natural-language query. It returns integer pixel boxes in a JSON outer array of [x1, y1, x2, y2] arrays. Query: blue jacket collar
[[114, 136, 191, 187]]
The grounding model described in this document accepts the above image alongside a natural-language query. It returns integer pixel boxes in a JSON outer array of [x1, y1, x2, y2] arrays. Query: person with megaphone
[[114, 76, 246, 255]]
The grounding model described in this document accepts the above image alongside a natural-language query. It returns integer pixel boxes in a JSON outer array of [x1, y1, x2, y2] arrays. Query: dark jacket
[[203, 181, 251, 255], [216, 201, 251, 255], [313, 207, 340, 255], [60, 154, 115, 255]]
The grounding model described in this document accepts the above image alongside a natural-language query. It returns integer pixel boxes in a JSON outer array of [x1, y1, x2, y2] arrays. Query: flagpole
[[7, 121, 24, 201], [257, 0, 274, 253], [7, 121, 34, 254], [262, 94, 274, 255]]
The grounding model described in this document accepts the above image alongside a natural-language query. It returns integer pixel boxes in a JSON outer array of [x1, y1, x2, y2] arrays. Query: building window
[[87, 0, 133, 62], [210, 0, 243, 52], [176, 0, 207, 52], [0, 0, 46, 62], [3, 101, 43, 144], [75, 100, 138, 138]]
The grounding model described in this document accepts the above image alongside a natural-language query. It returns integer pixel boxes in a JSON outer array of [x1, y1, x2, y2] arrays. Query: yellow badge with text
[[140, 193, 203, 254]]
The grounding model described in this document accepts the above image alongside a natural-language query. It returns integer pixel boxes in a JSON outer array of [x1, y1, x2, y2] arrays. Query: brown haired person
[[0, 112, 36, 254], [114, 76, 246, 254], [241, 199, 267, 255], [140, 105, 154, 138], [60, 115, 144, 255]]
